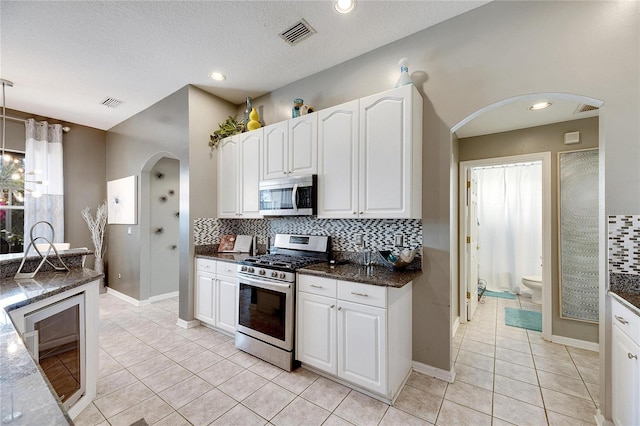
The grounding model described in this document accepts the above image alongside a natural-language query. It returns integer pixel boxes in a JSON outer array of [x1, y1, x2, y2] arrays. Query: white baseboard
[[177, 318, 201, 329], [412, 360, 456, 383], [149, 291, 179, 303], [452, 316, 460, 338], [551, 334, 599, 353], [105, 287, 149, 306], [595, 408, 613, 426]]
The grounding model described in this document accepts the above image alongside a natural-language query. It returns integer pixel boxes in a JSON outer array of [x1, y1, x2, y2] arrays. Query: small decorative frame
[[107, 175, 137, 224]]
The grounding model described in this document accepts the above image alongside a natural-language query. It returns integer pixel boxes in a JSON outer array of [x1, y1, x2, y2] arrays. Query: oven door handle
[[238, 275, 291, 292]]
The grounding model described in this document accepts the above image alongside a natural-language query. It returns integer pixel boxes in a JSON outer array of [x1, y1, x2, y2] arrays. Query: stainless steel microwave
[[259, 175, 317, 216]]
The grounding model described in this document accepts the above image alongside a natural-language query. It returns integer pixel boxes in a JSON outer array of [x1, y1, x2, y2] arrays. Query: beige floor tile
[[444, 380, 493, 415], [464, 329, 497, 345], [530, 342, 571, 360], [334, 390, 389, 425], [210, 404, 267, 426], [198, 359, 244, 386], [585, 381, 600, 406], [460, 339, 495, 358], [567, 346, 599, 359], [453, 363, 494, 391], [537, 370, 592, 400], [576, 365, 599, 385], [300, 377, 351, 412], [455, 349, 495, 373], [106, 395, 174, 426], [272, 396, 331, 426], [149, 333, 191, 353], [97, 356, 125, 378], [495, 336, 531, 354], [227, 350, 261, 368], [209, 340, 240, 357], [322, 414, 355, 426], [249, 359, 287, 380], [195, 331, 233, 349], [93, 381, 155, 419], [492, 393, 547, 426], [115, 344, 161, 368], [534, 356, 581, 380], [547, 410, 596, 425], [541, 388, 597, 423], [163, 341, 206, 363], [74, 402, 106, 426], [103, 337, 151, 358], [495, 326, 529, 343], [392, 384, 442, 424], [96, 368, 139, 398], [570, 352, 600, 371], [493, 375, 543, 407], [179, 349, 224, 373], [272, 367, 319, 394], [405, 371, 448, 398], [141, 364, 193, 393], [242, 382, 297, 420], [380, 406, 430, 425], [489, 418, 517, 426], [495, 346, 534, 368], [494, 359, 538, 385], [178, 388, 237, 426], [128, 354, 176, 380], [158, 374, 214, 409], [218, 370, 268, 401], [435, 399, 491, 426]]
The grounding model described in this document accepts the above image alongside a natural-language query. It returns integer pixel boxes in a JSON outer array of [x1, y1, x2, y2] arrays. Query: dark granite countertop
[[0, 253, 103, 425], [298, 262, 421, 288], [609, 272, 640, 315], [194, 249, 253, 264]]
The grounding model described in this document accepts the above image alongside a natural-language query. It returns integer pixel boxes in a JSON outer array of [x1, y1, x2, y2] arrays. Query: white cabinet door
[[263, 121, 288, 180], [239, 130, 262, 217], [289, 113, 317, 176], [217, 136, 239, 218], [318, 100, 359, 218], [216, 275, 237, 335], [359, 85, 421, 218], [612, 323, 640, 426], [297, 291, 337, 374], [195, 271, 215, 325], [337, 299, 387, 395]]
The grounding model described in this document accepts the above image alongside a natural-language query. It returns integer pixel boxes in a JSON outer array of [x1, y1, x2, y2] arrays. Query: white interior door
[[466, 168, 479, 320]]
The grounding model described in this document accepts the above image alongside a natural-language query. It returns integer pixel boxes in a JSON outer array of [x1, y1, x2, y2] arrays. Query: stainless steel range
[[235, 234, 330, 371]]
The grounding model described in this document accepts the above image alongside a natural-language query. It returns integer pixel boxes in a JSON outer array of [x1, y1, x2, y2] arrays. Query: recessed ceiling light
[[334, 0, 356, 14], [529, 101, 552, 111], [210, 72, 226, 81]]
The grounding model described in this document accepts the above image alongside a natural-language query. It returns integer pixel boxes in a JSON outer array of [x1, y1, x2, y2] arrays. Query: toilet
[[521, 275, 543, 304]]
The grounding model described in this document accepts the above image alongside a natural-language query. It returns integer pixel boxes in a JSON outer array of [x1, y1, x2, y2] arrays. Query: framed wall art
[[107, 175, 137, 224]]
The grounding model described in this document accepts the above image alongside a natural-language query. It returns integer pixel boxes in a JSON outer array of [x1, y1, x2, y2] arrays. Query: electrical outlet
[[354, 233, 364, 246], [395, 234, 404, 247], [118, 273, 122, 279]]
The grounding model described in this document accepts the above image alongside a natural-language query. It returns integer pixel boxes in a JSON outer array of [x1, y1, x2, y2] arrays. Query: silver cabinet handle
[[351, 291, 368, 297], [615, 315, 629, 325], [629, 353, 638, 360], [330, 304, 335, 309], [337, 307, 342, 310], [310, 284, 323, 288]]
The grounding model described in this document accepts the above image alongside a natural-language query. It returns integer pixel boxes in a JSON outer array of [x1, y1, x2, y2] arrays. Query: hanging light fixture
[[0, 79, 43, 202]]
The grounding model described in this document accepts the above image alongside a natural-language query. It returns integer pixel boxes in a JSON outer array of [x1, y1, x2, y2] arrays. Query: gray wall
[[2, 108, 106, 266], [240, 0, 639, 385], [459, 117, 600, 343]]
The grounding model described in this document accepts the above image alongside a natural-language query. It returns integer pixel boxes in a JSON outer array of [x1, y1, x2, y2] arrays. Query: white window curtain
[[476, 162, 542, 293], [24, 119, 64, 243]]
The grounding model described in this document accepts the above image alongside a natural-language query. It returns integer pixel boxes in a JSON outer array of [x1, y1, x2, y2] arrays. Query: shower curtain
[[24, 119, 64, 243], [476, 162, 542, 293]]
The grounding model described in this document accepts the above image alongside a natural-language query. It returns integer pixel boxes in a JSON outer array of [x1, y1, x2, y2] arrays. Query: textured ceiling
[[1, 1, 487, 130]]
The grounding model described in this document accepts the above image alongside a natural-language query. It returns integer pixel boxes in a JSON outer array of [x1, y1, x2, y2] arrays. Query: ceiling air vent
[[100, 97, 124, 108], [280, 19, 316, 46], [574, 103, 599, 114]]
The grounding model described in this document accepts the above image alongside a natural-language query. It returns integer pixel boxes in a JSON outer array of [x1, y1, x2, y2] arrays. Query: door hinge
[[466, 291, 471, 299], [466, 180, 471, 188], [466, 236, 471, 243]]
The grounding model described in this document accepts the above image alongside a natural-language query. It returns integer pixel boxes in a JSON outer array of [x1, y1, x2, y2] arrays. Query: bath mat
[[505, 307, 542, 332], [482, 290, 516, 300]]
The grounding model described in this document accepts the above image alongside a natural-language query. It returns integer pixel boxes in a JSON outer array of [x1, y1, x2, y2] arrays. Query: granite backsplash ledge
[[610, 272, 640, 294]]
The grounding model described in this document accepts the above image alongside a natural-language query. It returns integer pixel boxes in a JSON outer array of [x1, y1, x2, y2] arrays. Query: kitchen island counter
[[298, 262, 421, 288]]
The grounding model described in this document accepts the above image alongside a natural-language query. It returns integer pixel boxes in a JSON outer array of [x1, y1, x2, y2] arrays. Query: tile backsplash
[[194, 217, 422, 252], [608, 215, 640, 275]]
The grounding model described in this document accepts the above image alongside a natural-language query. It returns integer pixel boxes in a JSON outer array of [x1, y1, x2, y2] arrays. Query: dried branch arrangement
[[81, 201, 107, 262]]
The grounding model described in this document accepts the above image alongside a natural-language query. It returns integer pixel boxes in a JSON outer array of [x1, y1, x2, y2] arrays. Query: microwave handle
[[292, 183, 298, 211]]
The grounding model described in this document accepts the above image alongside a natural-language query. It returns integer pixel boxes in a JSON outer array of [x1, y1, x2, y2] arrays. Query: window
[[1, 151, 25, 253]]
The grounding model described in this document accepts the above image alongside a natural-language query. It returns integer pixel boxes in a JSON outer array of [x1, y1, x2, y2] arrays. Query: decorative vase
[[247, 108, 262, 131], [395, 57, 414, 88]]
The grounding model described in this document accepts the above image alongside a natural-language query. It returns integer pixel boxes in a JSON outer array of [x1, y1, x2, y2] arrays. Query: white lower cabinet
[[195, 258, 237, 335], [297, 274, 412, 402], [610, 296, 640, 426]]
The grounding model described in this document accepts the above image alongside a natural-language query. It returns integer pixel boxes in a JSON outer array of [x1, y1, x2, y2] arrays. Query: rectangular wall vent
[[280, 19, 316, 45], [574, 104, 599, 114], [100, 97, 124, 108]]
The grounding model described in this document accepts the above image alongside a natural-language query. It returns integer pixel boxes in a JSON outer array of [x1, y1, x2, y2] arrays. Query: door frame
[[458, 152, 552, 340]]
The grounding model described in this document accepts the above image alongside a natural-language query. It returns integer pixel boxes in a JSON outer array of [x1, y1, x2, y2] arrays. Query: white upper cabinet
[[217, 129, 263, 218], [318, 100, 359, 218], [262, 114, 317, 180], [359, 84, 422, 219]]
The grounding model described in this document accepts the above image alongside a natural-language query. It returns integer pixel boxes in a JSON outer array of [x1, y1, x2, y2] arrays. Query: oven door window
[[238, 283, 286, 341]]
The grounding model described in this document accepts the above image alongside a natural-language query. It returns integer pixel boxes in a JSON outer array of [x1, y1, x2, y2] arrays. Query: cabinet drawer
[[338, 280, 387, 308], [196, 258, 217, 273], [216, 261, 238, 278], [612, 297, 640, 345], [298, 275, 337, 298]]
